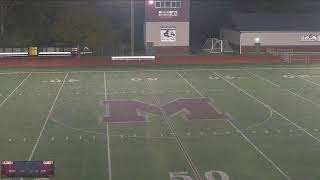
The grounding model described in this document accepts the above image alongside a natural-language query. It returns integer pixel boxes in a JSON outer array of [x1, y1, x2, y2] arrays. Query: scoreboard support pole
[[130, 0, 135, 56]]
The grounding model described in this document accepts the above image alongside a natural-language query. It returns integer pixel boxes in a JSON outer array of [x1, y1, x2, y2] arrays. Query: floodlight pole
[[130, 0, 135, 56]]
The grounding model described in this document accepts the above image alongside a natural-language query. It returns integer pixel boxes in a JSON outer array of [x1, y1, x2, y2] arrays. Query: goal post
[[202, 38, 234, 54]]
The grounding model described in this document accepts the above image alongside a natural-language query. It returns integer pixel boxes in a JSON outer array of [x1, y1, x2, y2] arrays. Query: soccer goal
[[202, 38, 234, 54]]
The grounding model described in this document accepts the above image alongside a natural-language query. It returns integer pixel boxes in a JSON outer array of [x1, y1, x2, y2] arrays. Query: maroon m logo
[[101, 98, 227, 123]]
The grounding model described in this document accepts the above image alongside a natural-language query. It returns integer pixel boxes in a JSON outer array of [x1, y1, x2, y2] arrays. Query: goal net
[[202, 38, 234, 54]]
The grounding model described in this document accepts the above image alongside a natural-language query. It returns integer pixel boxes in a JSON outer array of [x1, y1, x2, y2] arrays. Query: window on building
[[171, 2, 176, 8], [155, 1, 161, 8], [160, 1, 165, 8], [176, 1, 181, 8], [165, 1, 171, 8], [155, 1, 181, 8]]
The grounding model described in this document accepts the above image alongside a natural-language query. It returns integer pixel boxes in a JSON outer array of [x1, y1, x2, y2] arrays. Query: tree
[[0, 0, 17, 37], [51, 5, 115, 54], [233, 0, 304, 12]]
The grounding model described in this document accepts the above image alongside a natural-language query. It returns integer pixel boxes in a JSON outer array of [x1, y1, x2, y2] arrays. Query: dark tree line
[[0, 0, 318, 55], [0, 1, 131, 55], [233, 0, 303, 12]]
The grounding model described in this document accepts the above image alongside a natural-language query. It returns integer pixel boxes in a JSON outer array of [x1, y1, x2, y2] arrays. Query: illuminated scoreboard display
[[1, 161, 54, 178]]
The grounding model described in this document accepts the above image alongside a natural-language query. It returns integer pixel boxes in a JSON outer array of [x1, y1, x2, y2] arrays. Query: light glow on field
[[148, 0, 154, 5]]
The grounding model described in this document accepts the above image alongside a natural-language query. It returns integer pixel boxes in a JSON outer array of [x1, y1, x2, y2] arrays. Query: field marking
[[104, 72, 112, 180], [245, 70, 320, 108], [52, 112, 266, 138], [140, 72, 203, 180], [2, 66, 320, 75], [104, 72, 108, 100], [245, 70, 281, 87], [211, 70, 320, 144], [27, 73, 69, 161], [0, 73, 31, 108], [176, 72, 292, 180], [281, 70, 320, 88]]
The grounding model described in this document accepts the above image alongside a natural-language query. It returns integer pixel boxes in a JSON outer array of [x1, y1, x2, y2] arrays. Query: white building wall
[[145, 22, 189, 47], [240, 31, 320, 46]]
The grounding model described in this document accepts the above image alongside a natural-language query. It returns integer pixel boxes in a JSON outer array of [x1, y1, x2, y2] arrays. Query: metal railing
[[269, 51, 320, 63]]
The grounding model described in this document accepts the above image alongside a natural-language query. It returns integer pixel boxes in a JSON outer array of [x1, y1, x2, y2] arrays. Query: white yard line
[[210, 70, 320, 144], [176, 72, 291, 180], [281, 70, 320, 88], [2, 66, 320, 75], [245, 70, 320, 108], [245, 70, 281, 87], [104, 72, 112, 180], [27, 73, 69, 161], [140, 72, 203, 180], [0, 73, 31, 108]]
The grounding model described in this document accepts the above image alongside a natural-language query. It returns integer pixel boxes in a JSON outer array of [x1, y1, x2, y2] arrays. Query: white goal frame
[[202, 38, 234, 54]]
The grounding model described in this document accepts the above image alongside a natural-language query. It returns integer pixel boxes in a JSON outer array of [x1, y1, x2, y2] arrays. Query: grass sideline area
[[1, 64, 320, 179]]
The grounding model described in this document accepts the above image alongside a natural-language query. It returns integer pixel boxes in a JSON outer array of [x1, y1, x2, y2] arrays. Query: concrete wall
[[240, 31, 320, 46], [145, 22, 189, 47]]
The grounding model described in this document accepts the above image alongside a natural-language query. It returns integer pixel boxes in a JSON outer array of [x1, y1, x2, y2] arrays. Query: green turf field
[[1, 65, 320, 180]]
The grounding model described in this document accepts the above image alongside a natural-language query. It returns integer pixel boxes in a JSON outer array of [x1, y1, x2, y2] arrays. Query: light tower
[[144, 0, 190, 54]]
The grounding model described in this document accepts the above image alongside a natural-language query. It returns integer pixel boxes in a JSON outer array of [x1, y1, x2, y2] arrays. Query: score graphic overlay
[[1, 161, 54, 178]]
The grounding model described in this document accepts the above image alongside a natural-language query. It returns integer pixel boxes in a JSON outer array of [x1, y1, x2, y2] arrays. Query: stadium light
[[254, 38, 261, 54], [148, 0, 154, 5], [255, 37, 261, 43]]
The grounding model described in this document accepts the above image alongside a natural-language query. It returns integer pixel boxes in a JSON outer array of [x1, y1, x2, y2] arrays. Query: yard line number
[[131, 77, 158, 81], [283, 74, 320, 79], [209, 76, 249, 80], [169, 170, 229, 180], [41, 79, 79, 83], [210, 74, 320, 80]]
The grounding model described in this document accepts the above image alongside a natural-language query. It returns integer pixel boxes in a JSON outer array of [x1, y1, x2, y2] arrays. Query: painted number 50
[[169, 170, 229, 180], [169, 172, 193, 180]]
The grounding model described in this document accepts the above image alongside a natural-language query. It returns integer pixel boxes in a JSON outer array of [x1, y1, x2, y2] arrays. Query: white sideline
[[210, 71, 320, 144], [245, 70, 320, 108], [0, 73, 31, 108], [2, 67, 320, 75], [176, 72, 291, 180], [27, 73, 69, 161], [104, 72, 112, 180]]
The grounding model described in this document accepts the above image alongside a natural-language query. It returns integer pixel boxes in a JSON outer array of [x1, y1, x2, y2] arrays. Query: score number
[[170, 170, 229, 180], [1, 160, 54, 178]]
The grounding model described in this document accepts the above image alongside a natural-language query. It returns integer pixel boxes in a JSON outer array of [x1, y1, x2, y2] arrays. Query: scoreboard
[[145, 0, 190, 54], [1, 161, 54, 178]]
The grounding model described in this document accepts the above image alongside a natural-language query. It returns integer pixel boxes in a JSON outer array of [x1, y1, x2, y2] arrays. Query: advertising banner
[[161, 27, 176, 42]]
